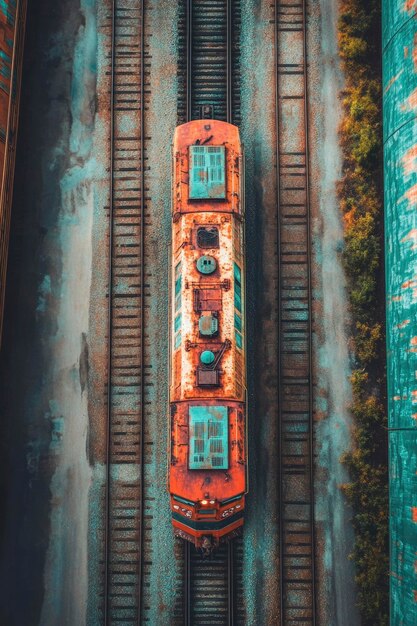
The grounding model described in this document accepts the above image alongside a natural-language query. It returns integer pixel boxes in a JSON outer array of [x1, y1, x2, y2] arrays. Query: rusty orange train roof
[[169, 117, 246, 547], [173, 119, 241, 151], [173, 119, 242, 216], [169, 401, 246, 503]]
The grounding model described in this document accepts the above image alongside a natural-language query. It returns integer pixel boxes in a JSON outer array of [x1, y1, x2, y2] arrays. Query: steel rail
[[104, 1, 146, 623], [274, 0, 316, 624], [184, 542, 191, 626], [302, 0, 317, 620], [103, 1, 116, 622], [274, 1, 282, 620], [138, 3, 146, 622], [227, 541, 235, 625]]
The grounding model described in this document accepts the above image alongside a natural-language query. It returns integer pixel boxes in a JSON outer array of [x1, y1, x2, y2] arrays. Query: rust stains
[[402, 183, 417, 207], [413, 33, 417, 70], [396, 319, 411, 328], [385, 69, 404, 94], [403, 0, 417, 13], [168, 120, 247, 548], [401, 86, 417, 112], [402, 145, 417, 175], [401, 231, 417, 252]]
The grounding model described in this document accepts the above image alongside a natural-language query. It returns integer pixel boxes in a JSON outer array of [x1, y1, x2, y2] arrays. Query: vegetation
[[338, 0, 388, 624]]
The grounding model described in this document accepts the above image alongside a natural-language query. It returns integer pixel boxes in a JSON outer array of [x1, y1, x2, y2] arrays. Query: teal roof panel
[[383, 1, 417, 621], [189, 405, 228, 470], [189, 146, 226, 199], [390, 430, 417, 624]]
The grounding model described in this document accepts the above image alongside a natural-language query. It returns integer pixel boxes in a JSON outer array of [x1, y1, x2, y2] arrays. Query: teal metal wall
[[383, 1, 417, 623]]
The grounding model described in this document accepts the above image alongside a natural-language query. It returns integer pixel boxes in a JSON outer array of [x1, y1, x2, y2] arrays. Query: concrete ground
[[239, 0, 280, 622], [308, 1, 360, 624], [0, 1, 96, 623]]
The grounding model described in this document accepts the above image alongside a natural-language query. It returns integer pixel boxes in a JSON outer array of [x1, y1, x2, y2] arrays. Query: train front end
[[169, 119, 247, 551]]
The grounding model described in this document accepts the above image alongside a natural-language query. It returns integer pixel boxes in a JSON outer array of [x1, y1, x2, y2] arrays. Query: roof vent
[[197, 255, 217, 275], [197, 226, 219, 249], [189, 145, 226, 200], [199, 314, 218, 337], [200, 350, 215, 365]]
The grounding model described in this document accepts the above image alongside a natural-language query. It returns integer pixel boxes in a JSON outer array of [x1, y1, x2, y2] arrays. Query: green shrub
[[355, 322, 383, 365], [338, 0, 388, 622], [344, 213, 379, 276]]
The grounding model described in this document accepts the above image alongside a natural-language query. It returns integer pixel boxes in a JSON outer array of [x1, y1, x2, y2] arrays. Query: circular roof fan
[[196, 255, 217, 275], [200, 350, 215, 365]]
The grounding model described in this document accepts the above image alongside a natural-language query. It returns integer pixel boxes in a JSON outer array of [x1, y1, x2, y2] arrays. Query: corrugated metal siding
[[383, 1, 417, 623], [390, 430, 417, 624]]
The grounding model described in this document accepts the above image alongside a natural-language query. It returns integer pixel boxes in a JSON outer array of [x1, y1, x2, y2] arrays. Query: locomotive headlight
[[173, 505, 179, 510], [209, 500, 215, 505], [201, 499, 208, 505]]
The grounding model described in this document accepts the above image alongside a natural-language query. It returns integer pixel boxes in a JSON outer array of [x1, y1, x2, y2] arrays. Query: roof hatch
[[189, 405, 228, 470], [189, 146, 226, 200]]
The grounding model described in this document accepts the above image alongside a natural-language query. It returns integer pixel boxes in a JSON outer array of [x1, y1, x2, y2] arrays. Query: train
[[169, 119, 247, 552], [0, 0, 26, 345]]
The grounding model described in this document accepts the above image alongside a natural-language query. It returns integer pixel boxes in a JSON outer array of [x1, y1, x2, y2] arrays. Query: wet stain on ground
[[0, 0, 84, 623], [79, 332, 89, 394]]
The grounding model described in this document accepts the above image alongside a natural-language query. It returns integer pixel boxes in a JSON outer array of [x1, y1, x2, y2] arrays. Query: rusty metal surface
[[171, 401, 246, 503], [389, 429, 417, 623], [169, 119, 247, 548], [383, 1, 417, 623]]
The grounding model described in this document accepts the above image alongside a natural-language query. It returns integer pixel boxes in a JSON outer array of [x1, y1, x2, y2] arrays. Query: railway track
[[275, 1, 317, 624], [171, 538, 244, 625], [184, 541, 242, 625], [102, 1, 152, 624], [178, 0, 240, 125], [175, 1, 244, 622]]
